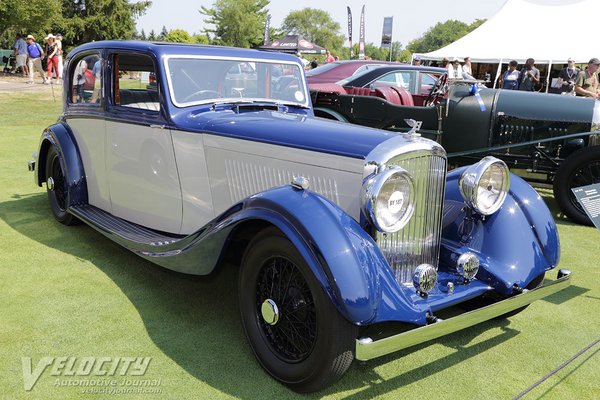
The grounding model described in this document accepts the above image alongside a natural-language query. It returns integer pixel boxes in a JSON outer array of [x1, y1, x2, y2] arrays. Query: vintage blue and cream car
[[29, 41, 572, 392]]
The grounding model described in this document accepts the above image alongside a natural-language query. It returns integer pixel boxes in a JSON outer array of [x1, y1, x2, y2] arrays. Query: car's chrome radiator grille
[[376, 153, 447, 285]]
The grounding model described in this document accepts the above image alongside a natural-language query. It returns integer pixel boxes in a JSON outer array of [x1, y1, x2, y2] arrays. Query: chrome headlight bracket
[[361, 166, 415, 233], [459, 156, 510, 216]]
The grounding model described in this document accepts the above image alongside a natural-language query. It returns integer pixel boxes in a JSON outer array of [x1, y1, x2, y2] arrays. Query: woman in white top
[[55, 34, 64, 81]]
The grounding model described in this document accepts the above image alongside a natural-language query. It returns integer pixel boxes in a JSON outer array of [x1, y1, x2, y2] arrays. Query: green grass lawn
[[1, 88, 599, 400]]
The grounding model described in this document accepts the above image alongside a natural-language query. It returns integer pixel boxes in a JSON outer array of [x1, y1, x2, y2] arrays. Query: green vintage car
[[310, 65, 600, 225]]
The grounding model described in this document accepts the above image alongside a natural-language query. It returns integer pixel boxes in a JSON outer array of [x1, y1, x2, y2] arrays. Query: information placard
[[571, 183, 600, 230]]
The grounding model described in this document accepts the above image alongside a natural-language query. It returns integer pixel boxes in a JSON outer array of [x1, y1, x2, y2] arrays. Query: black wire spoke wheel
[[256, 256, 316, 363], [239, 227, 357, 393], [45, 146, 76, 225], [554, 146, 600, 226]]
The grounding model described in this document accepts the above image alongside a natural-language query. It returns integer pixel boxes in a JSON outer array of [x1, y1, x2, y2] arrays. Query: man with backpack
[[25, 35, 48, 84]]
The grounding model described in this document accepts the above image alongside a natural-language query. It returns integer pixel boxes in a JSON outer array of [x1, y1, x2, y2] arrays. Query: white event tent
[[414, 0, 600, 89]]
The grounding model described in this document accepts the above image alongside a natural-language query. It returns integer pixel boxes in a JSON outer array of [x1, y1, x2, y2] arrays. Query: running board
[[70, 205, 183, 246]]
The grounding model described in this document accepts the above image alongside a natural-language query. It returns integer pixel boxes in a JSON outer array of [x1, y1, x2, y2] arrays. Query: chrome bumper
[[356, 269, 572, 361]]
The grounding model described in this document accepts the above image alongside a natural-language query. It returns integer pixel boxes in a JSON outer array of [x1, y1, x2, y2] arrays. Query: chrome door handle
[[150, 124, 165, 129]]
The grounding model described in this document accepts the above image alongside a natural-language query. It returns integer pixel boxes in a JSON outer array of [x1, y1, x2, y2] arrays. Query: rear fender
[[441, 167, 559, 294], [36, 122, 88, 207]]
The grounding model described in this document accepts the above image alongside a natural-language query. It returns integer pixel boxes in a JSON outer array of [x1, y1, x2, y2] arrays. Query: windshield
[[165, 57, 308, 107]]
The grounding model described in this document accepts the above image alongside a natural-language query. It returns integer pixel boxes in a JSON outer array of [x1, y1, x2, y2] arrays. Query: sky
[[136, 0, 509, 47]]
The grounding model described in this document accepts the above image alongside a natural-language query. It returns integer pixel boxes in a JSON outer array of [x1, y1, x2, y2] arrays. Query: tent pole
[[493, 59, 503, 89], [545, 60, 552, 93]]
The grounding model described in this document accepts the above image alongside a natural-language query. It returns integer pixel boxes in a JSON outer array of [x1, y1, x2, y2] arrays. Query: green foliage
[[159, 25, 168, 40], [164, 29, 194, 44], [281, 8, 344, 54], [148, 29, 157, 41], [200, 0, 269, 48], [407, 19, 486, 53], [0, 0, 151, 47], [57, 0, 152, 45], [193, 34, 210, 45], [0, 0, 61, 47]]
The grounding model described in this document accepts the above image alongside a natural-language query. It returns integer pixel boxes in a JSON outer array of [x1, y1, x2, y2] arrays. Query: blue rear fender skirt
[[441, 167, 560, 294], [35, 123, 88, 207]]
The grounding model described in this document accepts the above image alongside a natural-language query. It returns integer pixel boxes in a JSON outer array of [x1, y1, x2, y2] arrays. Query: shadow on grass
[[0, 193, 543, 398]]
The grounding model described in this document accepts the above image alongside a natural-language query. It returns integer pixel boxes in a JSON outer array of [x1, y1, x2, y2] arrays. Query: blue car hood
[[173, 108, 395, 159]]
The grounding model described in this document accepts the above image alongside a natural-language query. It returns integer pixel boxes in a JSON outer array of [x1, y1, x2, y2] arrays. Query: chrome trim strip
[[355, 270, 572, 361]]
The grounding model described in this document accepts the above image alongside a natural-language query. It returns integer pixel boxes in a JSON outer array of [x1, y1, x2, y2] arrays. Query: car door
[[105, 51, 183, 234]]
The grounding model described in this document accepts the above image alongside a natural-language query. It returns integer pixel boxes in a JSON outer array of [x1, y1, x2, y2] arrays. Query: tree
[[148, 29, 156, 41], [200, 0, 269, 48], [164, 29, 194, 43], [407, 19, 485, 54], [57, 0, 151, 45], [140, 29, 146, 40], [0, 0, 61, 44], [159, 25, 168, 40], [193, 34, 210, 45], [281, 8, 344, 54]]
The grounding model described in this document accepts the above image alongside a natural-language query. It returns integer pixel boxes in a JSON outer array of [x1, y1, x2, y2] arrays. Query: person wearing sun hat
[[25, 34, 47, 84], [575, 58, 600, 98], [44, 34, 59, 83]]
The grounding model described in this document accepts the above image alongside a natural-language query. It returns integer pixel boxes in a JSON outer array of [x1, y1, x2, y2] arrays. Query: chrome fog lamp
[[361, 166, 415, 233], [456, 252, 480, 280], [459, 156, 510, 215], [413, 264, 437, 294]]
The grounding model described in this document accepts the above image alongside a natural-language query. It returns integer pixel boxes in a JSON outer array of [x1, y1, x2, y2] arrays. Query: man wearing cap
[[413, 56, 422, 66], [558, 58, 579, 95], [13, 33, 29, 77], [25, 35, 47, 84], [575, 58, 600, 98]]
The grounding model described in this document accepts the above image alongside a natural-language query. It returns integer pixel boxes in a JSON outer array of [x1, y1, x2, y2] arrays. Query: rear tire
[[238, 227, 357, 393], [554, 146, 600, 226], [45, 146, 77, 225]]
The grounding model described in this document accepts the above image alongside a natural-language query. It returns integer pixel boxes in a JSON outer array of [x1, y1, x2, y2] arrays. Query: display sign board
[[572, 183, 600, 230]]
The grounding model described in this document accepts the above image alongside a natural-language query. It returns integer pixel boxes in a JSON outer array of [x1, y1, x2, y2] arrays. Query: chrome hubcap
[[47, 177, 55, 191], [261, 299, 279, 325]]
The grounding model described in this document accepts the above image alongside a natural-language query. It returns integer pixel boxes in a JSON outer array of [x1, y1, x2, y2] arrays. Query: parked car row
[[30, 42, 572, 392], [309, 61, 600, 226]]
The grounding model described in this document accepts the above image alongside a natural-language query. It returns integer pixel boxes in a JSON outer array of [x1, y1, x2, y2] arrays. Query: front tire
[[554, 146, 600, 226], [239, 228, 357, 393], [45, 146, 77, 225]]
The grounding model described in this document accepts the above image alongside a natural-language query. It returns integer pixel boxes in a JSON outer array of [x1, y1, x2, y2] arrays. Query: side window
[[374, 72, 412, 89], [113, 53, 159, 112], [70, 53, 102, 104]]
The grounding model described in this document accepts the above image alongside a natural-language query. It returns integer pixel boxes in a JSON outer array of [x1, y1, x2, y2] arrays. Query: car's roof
[[68, 40, 301, 64], [342, 65, 446, 85]]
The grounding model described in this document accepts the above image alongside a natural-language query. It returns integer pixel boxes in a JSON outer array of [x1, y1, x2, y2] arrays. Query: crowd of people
[[499, 57, 600, 98], [11, 33, 64, 85]]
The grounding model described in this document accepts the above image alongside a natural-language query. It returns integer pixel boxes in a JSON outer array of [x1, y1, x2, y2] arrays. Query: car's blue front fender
[[441, 167, 560, 294], [228, 187, 423, 325]]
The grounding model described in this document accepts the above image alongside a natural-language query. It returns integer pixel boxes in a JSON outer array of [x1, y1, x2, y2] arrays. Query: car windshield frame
[[164, 55, 310, 109]]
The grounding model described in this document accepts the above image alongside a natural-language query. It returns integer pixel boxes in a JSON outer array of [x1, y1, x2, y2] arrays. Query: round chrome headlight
[[362, 166, 415, 233], [459, 156, 510, 215], [413, 264, 437, 294], [456, 252, 480, 280]]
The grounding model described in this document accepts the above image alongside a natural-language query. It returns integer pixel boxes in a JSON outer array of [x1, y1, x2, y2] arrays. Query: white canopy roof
[[415, 0, 599, 64]]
